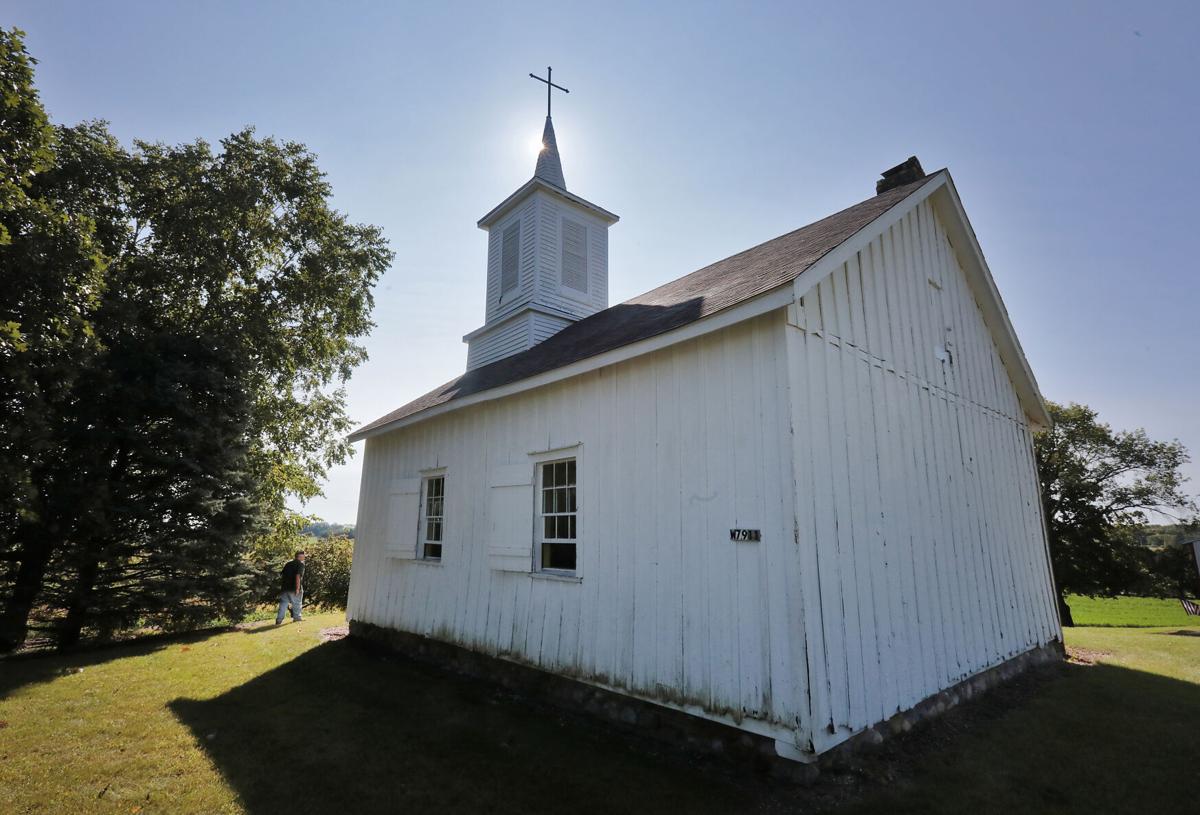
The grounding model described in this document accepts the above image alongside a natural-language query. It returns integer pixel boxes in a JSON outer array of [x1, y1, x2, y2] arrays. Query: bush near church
[[251, 534, 353, 611]]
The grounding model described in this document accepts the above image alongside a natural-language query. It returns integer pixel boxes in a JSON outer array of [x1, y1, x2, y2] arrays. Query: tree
[[0, 32, 391, 650], [1034, 402, 1196, 625], [0, 30, 109, 650]]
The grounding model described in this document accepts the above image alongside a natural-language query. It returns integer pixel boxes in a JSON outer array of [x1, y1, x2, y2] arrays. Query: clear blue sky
[[10, 1, 1198, 523]]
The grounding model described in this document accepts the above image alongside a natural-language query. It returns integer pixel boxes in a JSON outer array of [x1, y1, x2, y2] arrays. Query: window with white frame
[[420, 475, 445, 560], [538, 458, 577, 571]]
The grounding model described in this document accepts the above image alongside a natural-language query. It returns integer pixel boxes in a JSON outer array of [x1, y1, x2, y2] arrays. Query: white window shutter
[[384, 477, 422, 559], [560, 218, 587, 293], [487, 463, 533, 572]]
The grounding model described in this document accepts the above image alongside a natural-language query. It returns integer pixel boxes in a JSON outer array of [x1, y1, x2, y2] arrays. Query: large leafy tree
[[0, 30, 391, 650], [1035, 402, 1195, 625], [0, 30, 108, 650]]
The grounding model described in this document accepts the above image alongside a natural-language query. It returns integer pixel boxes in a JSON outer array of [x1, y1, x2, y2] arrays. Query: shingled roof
[[351, 172, 940, 440]]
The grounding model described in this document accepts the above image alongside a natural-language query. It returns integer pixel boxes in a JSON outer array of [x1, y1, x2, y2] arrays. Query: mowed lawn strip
[[1066, 593, 1198, 627], [2, 604, 1199, 814], [0, 614, 766, 815], [846, 622, 1200, 814]]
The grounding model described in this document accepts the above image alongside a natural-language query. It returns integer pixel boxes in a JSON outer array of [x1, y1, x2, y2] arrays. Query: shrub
[[254, 535, 353, 611]]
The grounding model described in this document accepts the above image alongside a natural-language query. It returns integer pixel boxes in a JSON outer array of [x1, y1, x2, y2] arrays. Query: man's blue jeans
[[276, 591, 303, 624]]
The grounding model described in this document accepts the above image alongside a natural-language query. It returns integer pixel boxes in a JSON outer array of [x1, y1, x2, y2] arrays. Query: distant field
[[1066, 594, 1198, 627]]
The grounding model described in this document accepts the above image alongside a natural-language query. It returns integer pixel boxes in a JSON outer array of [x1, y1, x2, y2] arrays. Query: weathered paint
[[787, 197, 1059, 753], [349, 192, 1060, 758], [467, 189, 613, 370]]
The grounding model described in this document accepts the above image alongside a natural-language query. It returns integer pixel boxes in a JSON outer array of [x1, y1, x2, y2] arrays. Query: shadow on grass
[[0, 626, 231, 701], [169, 640, 766, 815], [168, 640, 1200, 815], [847, 661, 1200, 815]]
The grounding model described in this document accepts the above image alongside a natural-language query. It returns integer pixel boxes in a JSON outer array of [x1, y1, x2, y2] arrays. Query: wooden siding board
[[780, 199, 1056, 748], [352, 188, 1058, 755]]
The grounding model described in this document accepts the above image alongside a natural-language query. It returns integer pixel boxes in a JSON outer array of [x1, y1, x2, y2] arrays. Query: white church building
[[347, 94, 1062, 762]]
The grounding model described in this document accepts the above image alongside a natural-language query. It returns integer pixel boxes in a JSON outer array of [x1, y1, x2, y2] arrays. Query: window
[[420, 475, 445, 560], [501, 221, 521, 294], [560, 218, 587, 293], [538, 458, 577, 571]]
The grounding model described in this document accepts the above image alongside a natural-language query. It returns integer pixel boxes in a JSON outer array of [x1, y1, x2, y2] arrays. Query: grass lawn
[[2, 610, 1199, 814], [1065, 593, 1197, 627]]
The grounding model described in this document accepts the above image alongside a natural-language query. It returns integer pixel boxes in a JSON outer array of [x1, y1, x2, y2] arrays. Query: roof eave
[[476, 178, 619, 229], [347, 283, 797, 442]]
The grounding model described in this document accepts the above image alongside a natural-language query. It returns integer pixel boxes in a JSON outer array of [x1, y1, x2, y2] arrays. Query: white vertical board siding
[[350, 312, 808, 740], [787, 199, 1059, 753]]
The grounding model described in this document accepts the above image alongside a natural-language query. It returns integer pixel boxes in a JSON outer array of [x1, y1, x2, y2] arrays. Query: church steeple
[[463, 69, 619, 371], [534, 116, 566, 189]]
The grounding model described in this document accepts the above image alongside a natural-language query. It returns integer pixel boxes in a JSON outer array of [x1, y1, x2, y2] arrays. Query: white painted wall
[[352, 312, 809, 742], [786, 197, 1060, 753], [351, 193, 1059, 756]]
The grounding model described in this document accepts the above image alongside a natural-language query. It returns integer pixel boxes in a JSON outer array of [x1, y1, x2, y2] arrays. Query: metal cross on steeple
[[529, 66, 569, 117]]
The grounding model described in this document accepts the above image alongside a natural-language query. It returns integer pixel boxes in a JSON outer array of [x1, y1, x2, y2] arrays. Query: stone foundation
[[349, 620, 1063, 782], [821, 638, 1064, 766]]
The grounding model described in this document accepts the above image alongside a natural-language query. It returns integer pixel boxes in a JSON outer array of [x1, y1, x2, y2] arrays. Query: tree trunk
[[0, 529, 55, 652], [58, 552, 101, 649], [1058, 591, 1075, 628]]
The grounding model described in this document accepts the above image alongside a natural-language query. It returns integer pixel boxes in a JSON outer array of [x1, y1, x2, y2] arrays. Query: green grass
[[2, 612, 1199, 814], [1065, 593, 1197, 627], [845, 623, 1200, 814]]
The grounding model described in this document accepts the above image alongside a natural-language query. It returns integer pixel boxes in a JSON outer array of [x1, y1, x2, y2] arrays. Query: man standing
[[276, 551, 306, 625]]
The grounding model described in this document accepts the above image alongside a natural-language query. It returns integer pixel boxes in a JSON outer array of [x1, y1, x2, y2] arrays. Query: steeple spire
[[528, 68, 569, 190], [534, 116, 566, 189]]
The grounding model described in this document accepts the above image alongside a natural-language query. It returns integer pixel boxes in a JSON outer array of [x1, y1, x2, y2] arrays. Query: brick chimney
[[876, 156, 926, 194]]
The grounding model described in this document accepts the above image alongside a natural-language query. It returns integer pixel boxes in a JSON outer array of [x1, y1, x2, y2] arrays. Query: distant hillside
[[301, 521, 355, 539]]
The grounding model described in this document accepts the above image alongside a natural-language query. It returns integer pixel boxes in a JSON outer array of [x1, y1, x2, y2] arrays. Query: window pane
[[566, 459, 575, 485], [567, 487, 576, 513], [568, 515, 576, 540], [543, 462, 555, 488], [545, 543, 576, 570], [544, 517, 555, 539], [424, 543, 442, 559], [556, 461, 566, 486]]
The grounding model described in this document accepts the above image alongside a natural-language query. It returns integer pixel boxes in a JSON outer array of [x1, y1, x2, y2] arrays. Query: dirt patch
[[1066, 645, 1111, 665], [320, 625, 349, 642]]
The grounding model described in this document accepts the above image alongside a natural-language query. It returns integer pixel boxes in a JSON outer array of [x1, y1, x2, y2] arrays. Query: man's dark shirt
[[281, 560, 304, 593]]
